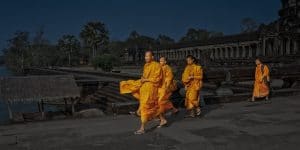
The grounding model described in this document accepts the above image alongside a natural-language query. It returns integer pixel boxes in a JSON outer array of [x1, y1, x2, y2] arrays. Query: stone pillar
[[274, 38, 279, 56], [229, 47, 234, 58], [293, 40, 298, 54], [236, 46, 240, 58], [286, 38, 291, 55], [214, 48, 218, 59], [219, 48, 223, 59], [262, 38, 266, 56], [224, 48, 228, 59], [249, 46, 253, 58], [242, 46, 246, 58]]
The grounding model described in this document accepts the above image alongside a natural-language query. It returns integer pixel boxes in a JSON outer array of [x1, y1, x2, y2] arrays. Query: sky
[[0, 0, 281, 51]]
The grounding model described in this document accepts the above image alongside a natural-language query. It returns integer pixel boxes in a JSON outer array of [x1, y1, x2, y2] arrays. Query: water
[[0, 66, 58, 124]]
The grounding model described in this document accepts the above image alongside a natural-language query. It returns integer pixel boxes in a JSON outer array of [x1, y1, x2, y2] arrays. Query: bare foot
[[134, 129, 145, 135], [157, 119, 167, 128], [196, 108, 201, 116]]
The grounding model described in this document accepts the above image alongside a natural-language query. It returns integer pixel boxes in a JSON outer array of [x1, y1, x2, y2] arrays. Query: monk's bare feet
[[196, 108, 201, 116], [172, 108, 179, 115], [185, 110, 195, 118], [157, 119, 167, 128], [134, 129, 145, 135]]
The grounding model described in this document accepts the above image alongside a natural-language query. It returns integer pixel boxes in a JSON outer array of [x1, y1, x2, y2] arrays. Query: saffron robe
[[158, 65, 176, 114], [120, 61, 162, 123], [182, 64, 203, 110], [253, 64, 270, 98]]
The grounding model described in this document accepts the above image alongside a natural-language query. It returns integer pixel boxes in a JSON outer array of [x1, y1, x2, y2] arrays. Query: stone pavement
[[0, 96, 300, 150]]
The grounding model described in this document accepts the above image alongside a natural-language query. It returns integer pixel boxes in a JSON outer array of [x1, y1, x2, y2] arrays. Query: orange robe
[[120, 79, 141, 100], [182, 64, 203, 110], [120, 61, 162, 123], [253, 64, 270, 98], [158, 65, 176, 114]]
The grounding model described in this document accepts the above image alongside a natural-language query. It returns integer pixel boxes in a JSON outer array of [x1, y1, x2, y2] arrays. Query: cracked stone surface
[[0, 95, 300, 150]]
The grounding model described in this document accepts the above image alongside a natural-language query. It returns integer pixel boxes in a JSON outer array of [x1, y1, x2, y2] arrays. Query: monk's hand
[[141, 78, 148, 83], [188, 76, 194, 80]]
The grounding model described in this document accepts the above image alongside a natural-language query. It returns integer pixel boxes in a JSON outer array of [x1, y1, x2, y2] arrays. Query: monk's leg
[[158, 114, 167, 128], [193, 90, 201, 116], [135, 122, 145, 135], [135, 115, 146, 134], [185, 89, 195, 117]]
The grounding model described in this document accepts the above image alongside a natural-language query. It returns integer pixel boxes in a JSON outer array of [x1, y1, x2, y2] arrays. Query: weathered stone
[[270, 79, 284, 89], [75, 108, 105, 118], [215, 87, 234, 96], [52, 115, 67, 120], [12, 113, 24, 123], [291, 80, 300, 89]]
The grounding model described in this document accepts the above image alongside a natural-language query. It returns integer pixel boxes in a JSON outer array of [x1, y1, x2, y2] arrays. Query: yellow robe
[[120, 79, 141, 100], [253, 64, 270, 98], [182, 64, 203, 110], [120, 61, 162, 123], [158, 65, 176, 114]]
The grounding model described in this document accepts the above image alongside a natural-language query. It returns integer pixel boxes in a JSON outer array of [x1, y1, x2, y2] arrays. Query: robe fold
[[253, 64, 270, 98], [182, 64, 203, 110], [158, 65, 176, 114], [120, 79, 141, 100]]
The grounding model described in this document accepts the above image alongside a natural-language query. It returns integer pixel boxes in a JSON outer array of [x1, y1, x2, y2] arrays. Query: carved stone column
[[293, 40, 298, 54], [229, 47, 234, 58], [286, 38, 291, 55], [262, 38, 266, 56], [236, 46, 240, 58], [224, 48, 228, 59], [249, 46, 253, 58], [242, 46, 246, 58]]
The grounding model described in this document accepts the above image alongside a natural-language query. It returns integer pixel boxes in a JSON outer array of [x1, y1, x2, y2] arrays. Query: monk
[[120, 51, 162, 134], [157, 56, 179, 127], [252, 58, 270, 102], [182, 55, 203, 118]]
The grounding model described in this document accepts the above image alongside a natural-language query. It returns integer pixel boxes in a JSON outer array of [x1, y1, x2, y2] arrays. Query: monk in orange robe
[[120, 51, 162, 134], [252, 58, 270, 101], [182, 55, 203, 118], [157, 56, 178, 127]]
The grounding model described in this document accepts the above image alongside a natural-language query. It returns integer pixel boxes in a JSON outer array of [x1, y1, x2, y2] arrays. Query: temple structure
[[124, 0, 300, 66]]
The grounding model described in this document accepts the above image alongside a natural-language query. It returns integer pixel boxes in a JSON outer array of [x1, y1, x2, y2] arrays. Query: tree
[[125, 31, 157, 62], [29, 27, 51, 67], [209, 31, 224, 38], [180, 28, 211, 42], [6, 31, 30, 72], [92, 54, 119, 71], [241, 17, 258, 33], [80, 21, 109, 59], [57, 35, 81, 66], [156, 34, 175, 46]]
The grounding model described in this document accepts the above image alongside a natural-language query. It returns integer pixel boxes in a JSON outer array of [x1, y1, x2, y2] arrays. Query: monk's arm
[[193, 67, 203, 80], [165, 68, 174, 88], [263, 66, 270, 81], [182, 67, 190, 85]]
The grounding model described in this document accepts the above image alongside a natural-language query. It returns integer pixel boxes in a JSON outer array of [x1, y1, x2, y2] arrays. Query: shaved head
[[145, 50, 154, 63], [145, 51, 154, 56]]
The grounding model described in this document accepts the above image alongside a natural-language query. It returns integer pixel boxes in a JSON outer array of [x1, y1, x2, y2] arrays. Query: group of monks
[[120, 51, 270, 134]]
